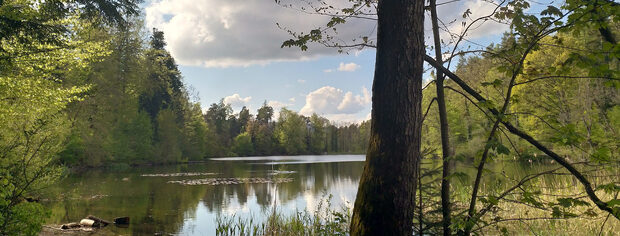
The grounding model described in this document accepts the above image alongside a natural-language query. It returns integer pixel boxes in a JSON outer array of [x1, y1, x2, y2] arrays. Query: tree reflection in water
[[42, 155, 364, 235]]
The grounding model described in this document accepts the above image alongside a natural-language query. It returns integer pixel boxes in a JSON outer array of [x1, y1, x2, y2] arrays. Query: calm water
[[42, 155, 600, 235], [42, 155, 365, 235]]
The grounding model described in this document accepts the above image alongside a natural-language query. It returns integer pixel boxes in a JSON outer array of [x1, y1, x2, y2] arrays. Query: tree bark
[[429, 0, 453, 234], [350, 1, 425, 235]]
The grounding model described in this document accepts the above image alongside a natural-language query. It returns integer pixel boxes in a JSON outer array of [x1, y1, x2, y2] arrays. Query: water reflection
[[43, 155, 365, 235], [43, 156, 607, 235]]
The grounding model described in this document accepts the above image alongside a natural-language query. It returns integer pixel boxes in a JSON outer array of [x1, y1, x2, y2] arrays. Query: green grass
[[216, 178, 619, 236], [216, 195, 350, 236]]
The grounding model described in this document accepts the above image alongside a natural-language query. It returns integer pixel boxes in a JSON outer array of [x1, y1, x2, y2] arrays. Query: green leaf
[[591, 147, 611, 163], [556, 197, 590, 208], [447, 171, 470, 183], [478, 100, 496, 110], [550, 124, 582, 146], [326, 17, 346, 28], [596, 183, 620, 194], [497, 143, 510, 155], [481, 79, 503, 88], [541, 6, 562, 16], [607, 199, 620, 207], [488, 196, 499, 205]]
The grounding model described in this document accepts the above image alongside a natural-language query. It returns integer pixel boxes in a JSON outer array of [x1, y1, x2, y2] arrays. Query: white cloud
[[268, 100, 292, 111], [223, 94, 252, 108], [437, 0, 509, 40], [337, 62, 361, 72], [268, 100, 292, 119], [145, 0, 374, 67], [289, 97, 296, 103], [145, 0, 509, 68], [297, 79, 306, 84], [300, 86, 370, 116], [323, 69, 333, 73], [324, 114, 367, 124]]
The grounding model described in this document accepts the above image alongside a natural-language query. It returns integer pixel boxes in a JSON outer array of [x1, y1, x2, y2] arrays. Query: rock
[[79, 219, 96, 227], [114, 216, 130, 225]]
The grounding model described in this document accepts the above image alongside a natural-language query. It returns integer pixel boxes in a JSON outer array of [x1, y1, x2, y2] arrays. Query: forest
[[1, 0, 619, 235], [0, 1, 370, 233], [2, 11, 371, 169]]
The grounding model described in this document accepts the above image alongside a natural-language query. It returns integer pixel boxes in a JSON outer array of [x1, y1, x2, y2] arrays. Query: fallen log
[[60, 222, 80, 229], [86, 215, 111, 226]]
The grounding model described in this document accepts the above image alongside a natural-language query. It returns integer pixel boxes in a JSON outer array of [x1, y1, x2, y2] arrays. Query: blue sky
[[180, 50, 375, 123], [141, 0, 535, 123]]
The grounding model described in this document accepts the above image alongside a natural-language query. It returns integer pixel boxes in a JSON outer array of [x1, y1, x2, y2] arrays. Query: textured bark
[[349, 1, 425, 235], [429, 0, 453, 234]]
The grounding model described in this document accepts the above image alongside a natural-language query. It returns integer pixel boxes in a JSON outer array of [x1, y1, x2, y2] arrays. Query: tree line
[[204, 101, 370, 158], [46, 19, 371, 168]]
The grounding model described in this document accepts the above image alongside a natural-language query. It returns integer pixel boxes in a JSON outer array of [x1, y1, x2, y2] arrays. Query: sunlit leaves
[[520, 190, 545, 208], [591, 147, 611, 163], [280, 28, 323, 51], [550, 124, 582, 146], [0, 10, 108, 234], [0, 0, 140, 67], [481, 79, 503, 88], [326, 17, 346, 28], [541, 6, 561, 17], [596, 183, 620, 194]]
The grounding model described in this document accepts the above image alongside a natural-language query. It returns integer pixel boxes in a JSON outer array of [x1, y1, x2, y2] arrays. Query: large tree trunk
[[349, 1, 425, 235]]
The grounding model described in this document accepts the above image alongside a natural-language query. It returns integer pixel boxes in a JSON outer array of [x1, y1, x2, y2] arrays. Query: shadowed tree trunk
[[429, 0, 453, 234], [349, 0, 425, 235]]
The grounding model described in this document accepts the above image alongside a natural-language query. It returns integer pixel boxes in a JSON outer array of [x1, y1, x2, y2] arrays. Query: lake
[[41, 155, 618, 235], [42, 155, 365, 235]]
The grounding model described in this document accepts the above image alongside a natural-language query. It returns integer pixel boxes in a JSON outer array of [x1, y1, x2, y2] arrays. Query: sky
[[141, 0, 525, 123]]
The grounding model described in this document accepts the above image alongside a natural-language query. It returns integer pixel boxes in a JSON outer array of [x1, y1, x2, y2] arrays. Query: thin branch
[[515, 75, 619, 86], [422, 97, 438, 123]]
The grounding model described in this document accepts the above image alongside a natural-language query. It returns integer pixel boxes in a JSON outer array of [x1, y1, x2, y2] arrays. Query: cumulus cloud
[[323, 69, 333, 73], [337, 62, 361, 72], [269, 100, 292, 111], [145, 0, 374, 67], [223, 94, 252, 107], [268, 100, 293, 119], [145, 0, 510, 68], [300, 86, 370, 116], [297, 79, 306, 84]]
